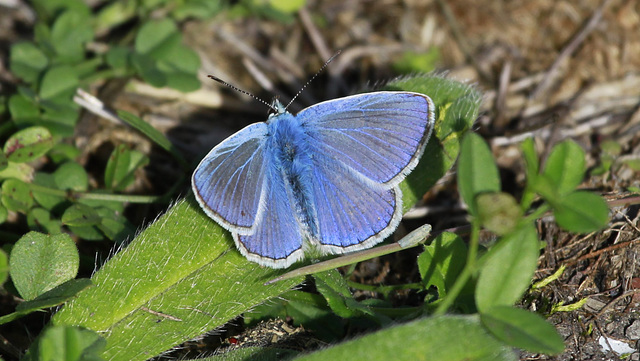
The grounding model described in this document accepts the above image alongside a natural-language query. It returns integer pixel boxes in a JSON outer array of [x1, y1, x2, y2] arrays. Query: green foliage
[[21, 325, 105, 361], [392, 48, 440, 74], [9, 232, 79, 301]]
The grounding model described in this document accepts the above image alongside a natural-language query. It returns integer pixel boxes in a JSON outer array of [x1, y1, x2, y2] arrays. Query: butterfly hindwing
[[297, 92, 434, 186], [192, 123, 269, 234], [308, 157, 403, 251], [234, 161, 305, 267]]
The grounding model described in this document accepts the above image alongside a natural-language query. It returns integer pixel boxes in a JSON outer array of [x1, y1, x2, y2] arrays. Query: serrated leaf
[[553, 191, 609, 233], [9, 232, 79, 300], [476, 223, 539, 311], [3, 126, 54, 163], [481, 306, 564, 354], [458, 133, 501, 216], [542, 140, 585, 195]]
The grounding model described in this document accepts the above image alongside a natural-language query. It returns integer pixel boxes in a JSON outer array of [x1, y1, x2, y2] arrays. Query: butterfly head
[[268, 99, 288, 118]]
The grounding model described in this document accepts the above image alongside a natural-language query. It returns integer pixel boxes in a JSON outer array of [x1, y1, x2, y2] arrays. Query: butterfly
[[192, 91, 435, 268]]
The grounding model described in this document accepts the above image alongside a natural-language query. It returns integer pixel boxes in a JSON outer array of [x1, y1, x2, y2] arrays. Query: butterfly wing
[[297, 92, 435, 250], [192, 123, 269, 234], [298, 91, 435, 186], [307, 159, 403, 250], [234, 161, 305, 268]]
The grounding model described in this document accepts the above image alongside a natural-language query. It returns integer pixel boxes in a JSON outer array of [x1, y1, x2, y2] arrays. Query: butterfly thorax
[[266, 111, 319, 239]]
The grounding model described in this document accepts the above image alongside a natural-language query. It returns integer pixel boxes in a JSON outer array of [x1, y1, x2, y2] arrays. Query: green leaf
[[477, 192, 522, 235], [418, 232, 467, 296], [53, 198, 303, 361], [171, 0, 226, 20], [48, 143, 81, 163], [116, 110, 186, 165], [135, 19, 181, 58], [314, 270, 373, 319], [105, 46, 132, 71], [157, 44, 201, 92], [9, 232, 79, 300], [542, 140, 585, 195], [27, 207, 62, 234], [40, 104, 80, 137], [392, 48, 439, 74], [8, 94, 40, 127], [0, 279, 92, 326], [10, 42, 49, 83], [1, 178, 33, 212], [32, 172, 66, 210], [552, 191, 609, 233], [39, 65, 79, 101], [17, 278, 93, 312], [21, 325, 105, 361], [54, 161, 89, 191], [0, 162, 32, 182], [61, 203, 101, 227], [457, 133, 501, 216], [0, 248, 8, 286], [476, 223, 539, 311], [481, 306, 564, 354], [31, 0, 90, 21], [293, 315, 516, 361], [105, 144, 149, 191], [203, 346, 298, 361], [50, 10, 94, 62], [130, 52, 166, 87], [95, 207, 134, 242], [0, 149, 7, 172], [3, 125, 54, 163]]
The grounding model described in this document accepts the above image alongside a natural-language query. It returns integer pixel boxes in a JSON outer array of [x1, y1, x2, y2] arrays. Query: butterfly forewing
[[297, 92, 434, 186], [192, 123, 269, 233]]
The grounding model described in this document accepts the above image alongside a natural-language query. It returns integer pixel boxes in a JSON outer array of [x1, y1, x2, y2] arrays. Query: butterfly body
[[193, 91, 435, 268]]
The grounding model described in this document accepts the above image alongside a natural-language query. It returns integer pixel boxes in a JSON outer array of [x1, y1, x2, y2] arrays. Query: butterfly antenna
[[207, 75, 278, 112], [284, 50, 341, 110]]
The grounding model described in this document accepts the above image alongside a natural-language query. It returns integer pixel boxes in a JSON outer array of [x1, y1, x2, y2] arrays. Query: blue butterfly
[[192, 91, 435, 268]]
